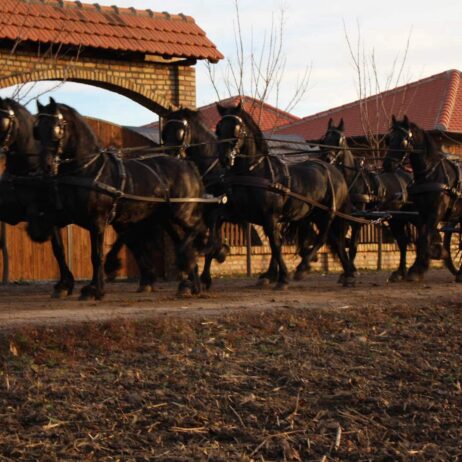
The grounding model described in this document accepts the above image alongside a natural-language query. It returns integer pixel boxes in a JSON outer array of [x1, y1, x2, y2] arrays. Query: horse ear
[[328, 118, 333, 129], [391, 114, 397, 126], [338, 118, 345, 131], [216, 103, 227, 116], [49, 96, 57, 108], [403, 114, 409, 127], [37, 99, 45, 113]]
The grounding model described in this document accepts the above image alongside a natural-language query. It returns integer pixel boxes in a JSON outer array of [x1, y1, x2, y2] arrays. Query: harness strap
[[13, 175, 226, 204], [107, 152, 127, 223], [223, 175, 376, 225], [408, 182, 451, 195], [201, 158, 220, 180], [130, 158, 170, 200]]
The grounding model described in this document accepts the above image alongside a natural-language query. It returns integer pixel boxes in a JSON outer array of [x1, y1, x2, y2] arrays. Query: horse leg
[[263, 219, 289, 290], [328, 218, 356, 287], [167, 222, 203, 297], [200, 213, 226, 290], [348, 223, 361, 277], [104, 234, 125, 282], [388, 218, 408, 282], [50, 227, 74, 298], [453, 220, 462, 283], [294, 223, 318, 281], [407, 218, 432, 282], [257, 255, 279, 286], [80, 226, 105, 301]]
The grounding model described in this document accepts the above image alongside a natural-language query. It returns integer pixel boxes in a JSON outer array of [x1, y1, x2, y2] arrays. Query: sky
[[1, 0, 461, 126]]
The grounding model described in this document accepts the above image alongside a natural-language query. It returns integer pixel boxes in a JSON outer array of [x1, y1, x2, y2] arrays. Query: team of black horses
[[0, 95, 460, 301]]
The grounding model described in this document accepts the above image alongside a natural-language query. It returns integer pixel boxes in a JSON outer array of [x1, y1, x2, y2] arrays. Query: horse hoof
[[455, 274, 462, 283], [215, 244, 230, 264], [274, 282, 289, 291], [257, 278, 271, 287], [177, 286, 192, 297], [105, 273, 117, 283], [406, 271, 424, 282], [200, 276, 212, 291], [293, 270, 307, 281], [52, 289, 70, 299], [78, 293, 95, 301], [342, 277, 356, 287], [388, 271, 405, 283], [337, 274, 346, 284], [137, 285, 154, 293]]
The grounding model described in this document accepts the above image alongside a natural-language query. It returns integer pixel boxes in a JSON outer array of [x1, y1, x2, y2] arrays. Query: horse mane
[[237, 107, 269, 155], [170, 108, 216, 141], [409, 121, 440, 157], [57, 103, 101, 150]]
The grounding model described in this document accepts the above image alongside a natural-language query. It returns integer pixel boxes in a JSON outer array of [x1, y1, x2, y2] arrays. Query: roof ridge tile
[[436, 70, 461, 131]]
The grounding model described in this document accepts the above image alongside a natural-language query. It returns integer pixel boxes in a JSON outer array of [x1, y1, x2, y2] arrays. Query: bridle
[[35, 110, 67, 176], [217, 114, 246, 168], [386, 125, 414, 170], [0, 107, 16, 156], [163, 118, 190, 159], [322, 128, 347, 165]]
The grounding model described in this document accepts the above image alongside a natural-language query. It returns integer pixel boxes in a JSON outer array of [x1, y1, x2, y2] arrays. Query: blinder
[[162, 118, 189, 158], [0, 107, 16, 152], [36, 110, 67, 175], [217, 114, 246, 168]]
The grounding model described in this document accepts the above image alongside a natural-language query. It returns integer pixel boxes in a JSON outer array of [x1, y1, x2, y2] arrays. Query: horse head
[[383, 115, 417, 172], [319, 118, 348, 164], [215, 100, 268, 170], [34, 97, 99, 176], [161, 108, 196, 159], [0, 97, 38, 175]]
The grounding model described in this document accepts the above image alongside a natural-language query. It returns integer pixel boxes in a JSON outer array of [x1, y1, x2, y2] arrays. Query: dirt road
[[0, 269, 460, 329]]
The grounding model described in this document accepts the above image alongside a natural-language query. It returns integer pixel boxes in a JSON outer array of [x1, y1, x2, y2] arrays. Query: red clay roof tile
[[274, 70, 462, 139], [145, 96, 300, 133], [0, 0, 223, 62]]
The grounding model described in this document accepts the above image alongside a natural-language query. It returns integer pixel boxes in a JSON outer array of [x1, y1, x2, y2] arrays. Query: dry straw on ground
[[0, 302, 461, 461]]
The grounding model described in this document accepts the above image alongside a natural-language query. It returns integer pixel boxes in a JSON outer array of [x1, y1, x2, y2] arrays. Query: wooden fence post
[[246, 223, 252, 277], [377, 223, 383, 271]]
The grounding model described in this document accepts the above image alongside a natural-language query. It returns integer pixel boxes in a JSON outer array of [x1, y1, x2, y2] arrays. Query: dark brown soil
[[0, 270, 461, 461]]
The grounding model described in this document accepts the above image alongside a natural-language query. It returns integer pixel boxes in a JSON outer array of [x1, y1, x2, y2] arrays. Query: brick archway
[[1, 66, 174, 116], [0, 51, 197, 117], [0, 1, 223, 118]]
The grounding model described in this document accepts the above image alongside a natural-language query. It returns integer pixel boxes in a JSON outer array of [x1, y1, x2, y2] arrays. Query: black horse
[[29, 97, 208, 300], [320, 118, 416, 281], [215, 102, 356, 288], [384, 115, 462, 282], [161, 107, 229, 289], [0, 97, 75, 297]]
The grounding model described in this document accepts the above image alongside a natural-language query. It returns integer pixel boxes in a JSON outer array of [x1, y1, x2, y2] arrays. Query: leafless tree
[[343, 20, 414, 153], [205, 0, 311, 129]]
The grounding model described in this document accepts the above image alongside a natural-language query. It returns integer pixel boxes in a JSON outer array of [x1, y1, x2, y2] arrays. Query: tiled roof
[[145, 96, 299, 132], [0, 0, 223, 62], [274, 70, 462, 140]]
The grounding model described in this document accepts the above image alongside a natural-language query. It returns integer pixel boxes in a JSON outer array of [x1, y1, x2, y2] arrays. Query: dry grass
[[0, 302, 461, 461]]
